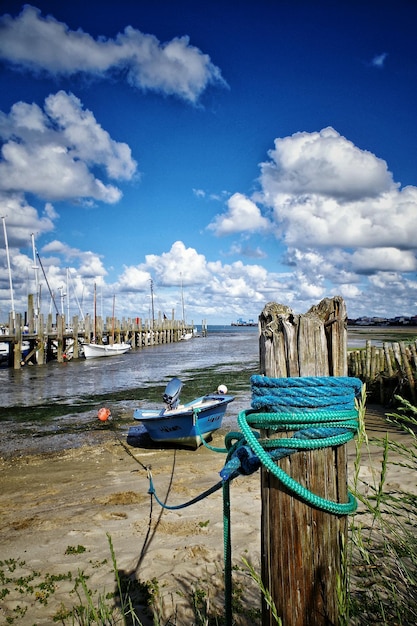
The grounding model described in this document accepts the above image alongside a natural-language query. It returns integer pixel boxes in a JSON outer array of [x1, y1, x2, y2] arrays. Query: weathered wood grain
[[259, 296, 349, 626]]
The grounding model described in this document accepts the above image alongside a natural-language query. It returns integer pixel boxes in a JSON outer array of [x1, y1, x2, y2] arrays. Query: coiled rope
[[221, 375, 362, 514]]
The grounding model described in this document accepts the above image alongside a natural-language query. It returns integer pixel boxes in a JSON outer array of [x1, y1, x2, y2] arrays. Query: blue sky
[[0, 1, 416, 325]]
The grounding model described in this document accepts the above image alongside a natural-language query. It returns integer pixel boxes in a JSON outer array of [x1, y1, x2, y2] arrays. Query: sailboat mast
[[181, 273, 185, 324], [111, 294, 115, 344], [31, 233, 40, 330], [2, 216, 15, 326], [150, 279, 155, 329], [67, 270, 85, 321], [93, 282, 97, 342], [36, 251, 59, 315], [66, 268, 70, 323]]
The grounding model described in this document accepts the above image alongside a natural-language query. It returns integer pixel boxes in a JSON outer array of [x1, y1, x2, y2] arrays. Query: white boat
[[0, 341, 8, 362], [82, 341, 132, 359], [82, 289, 131, 359]]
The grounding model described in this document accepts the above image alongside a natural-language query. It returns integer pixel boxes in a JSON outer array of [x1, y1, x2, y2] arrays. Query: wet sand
[[1, 406, 415, 625]]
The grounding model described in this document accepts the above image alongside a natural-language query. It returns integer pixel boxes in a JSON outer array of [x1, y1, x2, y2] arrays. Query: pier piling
[[258, 296, 350, 626]]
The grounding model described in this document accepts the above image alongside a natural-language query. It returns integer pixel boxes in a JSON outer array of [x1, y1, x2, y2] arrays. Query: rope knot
[[220, 431, 261, 480]]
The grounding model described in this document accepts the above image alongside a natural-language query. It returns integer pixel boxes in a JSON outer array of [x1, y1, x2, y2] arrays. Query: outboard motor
[[163, 377, 183, 409]]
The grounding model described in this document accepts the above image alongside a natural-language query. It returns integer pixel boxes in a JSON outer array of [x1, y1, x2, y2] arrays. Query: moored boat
[[82, 342, 132, 359], [82, 288, 132, 359], [180, 331, 193, 341], [133, 377, 235, 448]]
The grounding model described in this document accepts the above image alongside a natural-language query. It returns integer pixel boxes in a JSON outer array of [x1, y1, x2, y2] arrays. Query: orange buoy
[[97, 407, 111, 422]]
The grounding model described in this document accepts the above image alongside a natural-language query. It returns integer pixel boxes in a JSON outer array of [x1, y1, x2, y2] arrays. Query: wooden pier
[[1, 301, 201, 369]]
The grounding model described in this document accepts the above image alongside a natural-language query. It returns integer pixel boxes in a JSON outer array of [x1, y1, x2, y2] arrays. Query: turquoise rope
[[147, 470, 223, 510], [194, 408, 227, 453], [236, 408, 357, 515], [225, 376, 362, 515], [223, 480, 232, 626]]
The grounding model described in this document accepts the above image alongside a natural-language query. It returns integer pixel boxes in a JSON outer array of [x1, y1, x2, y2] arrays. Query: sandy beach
[[1, 405, 415, 625]]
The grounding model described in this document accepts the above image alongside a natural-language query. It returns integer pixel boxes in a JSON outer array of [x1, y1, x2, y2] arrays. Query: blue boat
[[133, 377, 235, 448]]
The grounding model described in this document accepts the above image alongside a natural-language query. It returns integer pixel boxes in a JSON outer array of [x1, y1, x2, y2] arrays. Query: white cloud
[[0, 91, 137, 202], [229, 242, 267, 259], [257, 128, 417, 252], [260, 127, 394, 202], [351, 248, 417, 274], [118, 266, 152, 292], [0, 5, 226, 103], [208, 192, 270, 235], [0, 193, 55, 245], [338, 283, 361, 299], [44, 92, 136, 180], [40, 240, 107, 279], [293, 271, 325, 300], [190, 128, 417, 319], [366, 272, 417, 312], [110, 246, 284, 322], [144, 241, 210, 285], [3, 116, 417, 323], [204, 259, 269, 303], [208, 128, 417, 258]]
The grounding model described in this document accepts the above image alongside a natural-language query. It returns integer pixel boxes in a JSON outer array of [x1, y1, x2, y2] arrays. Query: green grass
[[348, 393, 417, 625]]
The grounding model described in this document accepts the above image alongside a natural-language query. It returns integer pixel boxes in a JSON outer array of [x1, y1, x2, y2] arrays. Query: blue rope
[[147, 469, 223, 510], [251, 374, 362, 411]]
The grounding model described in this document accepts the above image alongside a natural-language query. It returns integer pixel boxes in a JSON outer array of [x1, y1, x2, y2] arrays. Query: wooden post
[[259, 296, 349, 626], [27, 294, 35, 333], [399, 341, 416, 403], [14, 313, 22, 369], [72, 316, 79, 359], [37, 314, 45, 364], [56, 314, 64, 363], [84, 314, 91, 343], [96, 315, 103, 344]]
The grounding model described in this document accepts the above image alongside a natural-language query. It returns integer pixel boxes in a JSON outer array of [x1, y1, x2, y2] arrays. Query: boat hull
[[133, 394, 234, 448], [82, 342, 132, 359]]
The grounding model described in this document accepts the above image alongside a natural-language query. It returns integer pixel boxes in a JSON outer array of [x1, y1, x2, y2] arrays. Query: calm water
[[0, 327, 259, 457]]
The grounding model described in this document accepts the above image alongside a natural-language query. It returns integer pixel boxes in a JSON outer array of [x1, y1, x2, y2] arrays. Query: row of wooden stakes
[[347, 339, 417, 404]]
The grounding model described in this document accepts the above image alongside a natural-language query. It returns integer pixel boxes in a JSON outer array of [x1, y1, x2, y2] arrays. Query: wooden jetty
[[0, 298, 201, 369], [348, 338, 417, 404]]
